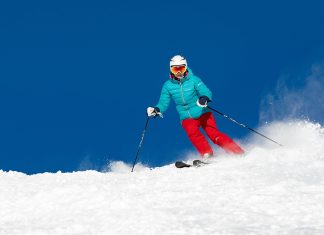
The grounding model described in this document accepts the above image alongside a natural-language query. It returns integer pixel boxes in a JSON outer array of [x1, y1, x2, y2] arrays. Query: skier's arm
[[194, 76, 212, 100], [155, 83, 171, 114]]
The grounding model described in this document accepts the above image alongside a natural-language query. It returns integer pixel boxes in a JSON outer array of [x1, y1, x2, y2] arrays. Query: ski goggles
[[170, 65, 187, 74]]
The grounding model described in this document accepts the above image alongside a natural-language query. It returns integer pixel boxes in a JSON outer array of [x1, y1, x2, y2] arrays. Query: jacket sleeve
[[194, 76, 212, 100], [155, 82, 171, 114]]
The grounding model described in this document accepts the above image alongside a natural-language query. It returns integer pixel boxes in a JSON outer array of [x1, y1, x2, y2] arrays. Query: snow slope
[[1, 120, 324, 235]]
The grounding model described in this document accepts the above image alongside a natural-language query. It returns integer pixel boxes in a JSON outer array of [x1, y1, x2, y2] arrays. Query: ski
[[175, 161, 191, 168], [193, 159, 209, 167], [175, 160, 209, 168]]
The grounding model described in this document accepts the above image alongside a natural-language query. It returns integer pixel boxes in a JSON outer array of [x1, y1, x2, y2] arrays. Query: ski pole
[[207, 106, 283, 146], [131, 116, 150, 172]]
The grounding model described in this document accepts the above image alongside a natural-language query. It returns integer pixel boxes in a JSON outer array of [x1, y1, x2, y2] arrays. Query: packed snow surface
[[1, 120, 324, 234]]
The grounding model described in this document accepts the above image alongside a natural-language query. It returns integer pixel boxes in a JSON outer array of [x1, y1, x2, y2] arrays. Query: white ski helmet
[[170, 55, 187, 67]]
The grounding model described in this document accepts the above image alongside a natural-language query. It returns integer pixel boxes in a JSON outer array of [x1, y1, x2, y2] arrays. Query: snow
[[1, 120, 324, 234]]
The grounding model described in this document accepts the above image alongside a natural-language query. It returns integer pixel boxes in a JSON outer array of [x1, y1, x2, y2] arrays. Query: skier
[[147, 55, 244, 158]]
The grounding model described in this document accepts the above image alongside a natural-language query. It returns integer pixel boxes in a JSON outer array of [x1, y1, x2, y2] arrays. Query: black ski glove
[[197, 96, 211, 108]]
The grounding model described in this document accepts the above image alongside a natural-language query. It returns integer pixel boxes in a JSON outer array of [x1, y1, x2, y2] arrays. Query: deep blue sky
[[1, 0, 324, 174]]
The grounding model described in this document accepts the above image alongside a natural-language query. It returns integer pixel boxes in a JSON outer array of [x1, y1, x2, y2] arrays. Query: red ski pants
[[181, 112, 244, 157]]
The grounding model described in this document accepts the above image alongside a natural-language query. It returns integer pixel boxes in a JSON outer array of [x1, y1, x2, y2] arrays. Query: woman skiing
[[147, 55, 244, 158]]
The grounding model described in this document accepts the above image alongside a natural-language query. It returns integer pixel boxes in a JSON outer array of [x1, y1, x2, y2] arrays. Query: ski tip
[[175, 161, 191, 168], [193, 159, 209, 167]]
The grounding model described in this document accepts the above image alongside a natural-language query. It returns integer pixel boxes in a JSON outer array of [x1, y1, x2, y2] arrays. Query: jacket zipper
[[179, 81, 192, 118]]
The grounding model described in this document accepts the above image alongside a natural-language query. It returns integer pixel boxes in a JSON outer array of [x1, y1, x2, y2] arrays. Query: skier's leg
[[200, 112, 244, 155], [182, 118, 213, 156]]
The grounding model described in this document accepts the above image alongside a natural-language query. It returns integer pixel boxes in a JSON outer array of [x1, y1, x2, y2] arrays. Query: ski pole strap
[[207, 106, 282, 146]]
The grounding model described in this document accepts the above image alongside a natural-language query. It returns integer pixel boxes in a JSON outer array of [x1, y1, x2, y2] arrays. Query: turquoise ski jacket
[[155, 68, 212, 121]]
